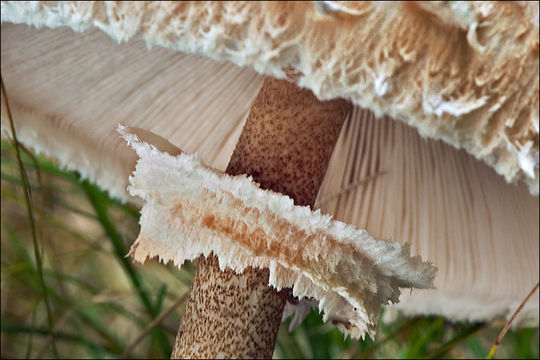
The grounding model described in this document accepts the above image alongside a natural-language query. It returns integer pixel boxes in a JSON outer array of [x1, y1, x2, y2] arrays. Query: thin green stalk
[[2, 168, 98, 220], [19, 142, 47, 257], [1, 171, 42, 192], [81, 180, 171, 356], [425, 323, 485, 359], [2, 223, 131, 355], [25, 308, 37, 358], [1, 141, 79, 183], [486, 282, 540, 359], [43, 269, 99, 294], [2, 322, 113, 355], [3, 140, 140, 220], [1, 76, 59, 357], [346, 317, 421, 359], [1, 188, 108, 254], [76, 307, 124, 354], [2, 177, 140, 357], [120, 292, 188, 358], [276, 325, 305, 359], [400, 317, 445, 358]]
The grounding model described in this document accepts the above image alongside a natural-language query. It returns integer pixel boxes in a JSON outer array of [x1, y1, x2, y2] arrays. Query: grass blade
[[425, 323, 485, 359], [486, 282, 540, 359], [120, 292, 187, 358], [81, 179, 172, 357], [2, 322, 110, 355], [1, 75, 59, 357]]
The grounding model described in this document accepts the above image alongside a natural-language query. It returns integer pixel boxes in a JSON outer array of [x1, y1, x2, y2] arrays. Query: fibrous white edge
[[0, 109, 134, 203], [119, 125, 436, 339]]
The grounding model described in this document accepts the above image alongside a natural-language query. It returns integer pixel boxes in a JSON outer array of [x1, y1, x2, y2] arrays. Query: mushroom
[[120, 77, 435, 357], [1, 0, 538, 358]]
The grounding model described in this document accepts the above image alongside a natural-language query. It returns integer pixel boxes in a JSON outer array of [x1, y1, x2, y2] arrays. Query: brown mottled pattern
[[226, 77, 352, 207], [173, 255, 286, 359], [172, 78, 352, 358]]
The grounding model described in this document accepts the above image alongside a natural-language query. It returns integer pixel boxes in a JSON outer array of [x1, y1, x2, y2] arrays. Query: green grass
[[1, 140, 538, 359]]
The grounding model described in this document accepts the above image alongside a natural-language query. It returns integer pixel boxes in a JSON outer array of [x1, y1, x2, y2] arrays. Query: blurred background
[[1, 139, 538, 359]]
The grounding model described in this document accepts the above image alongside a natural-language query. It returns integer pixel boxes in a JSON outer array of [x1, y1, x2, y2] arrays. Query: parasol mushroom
[[1, 0, 538, 358]]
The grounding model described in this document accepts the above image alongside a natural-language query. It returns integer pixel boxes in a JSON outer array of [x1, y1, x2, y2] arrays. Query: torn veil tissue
[[118, 124, 436, 339]]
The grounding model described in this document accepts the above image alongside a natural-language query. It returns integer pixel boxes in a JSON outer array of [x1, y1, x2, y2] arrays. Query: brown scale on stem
[[172, 77, 352, 359]]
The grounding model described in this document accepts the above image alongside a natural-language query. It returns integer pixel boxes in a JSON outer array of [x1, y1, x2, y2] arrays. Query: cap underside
[[1, 22, 538, 327], [2, 1, 538, 194]]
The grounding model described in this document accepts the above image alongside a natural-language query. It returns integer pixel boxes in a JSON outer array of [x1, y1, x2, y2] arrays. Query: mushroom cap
[[1, 1, 538, 327], [2, 1, 538, 193]]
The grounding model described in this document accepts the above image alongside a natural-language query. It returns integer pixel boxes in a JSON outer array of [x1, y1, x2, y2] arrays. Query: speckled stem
[[172, 78, 352, 359]]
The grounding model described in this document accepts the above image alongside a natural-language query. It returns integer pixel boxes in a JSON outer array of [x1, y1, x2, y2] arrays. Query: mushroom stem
[[172, 78, 352, 358]]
